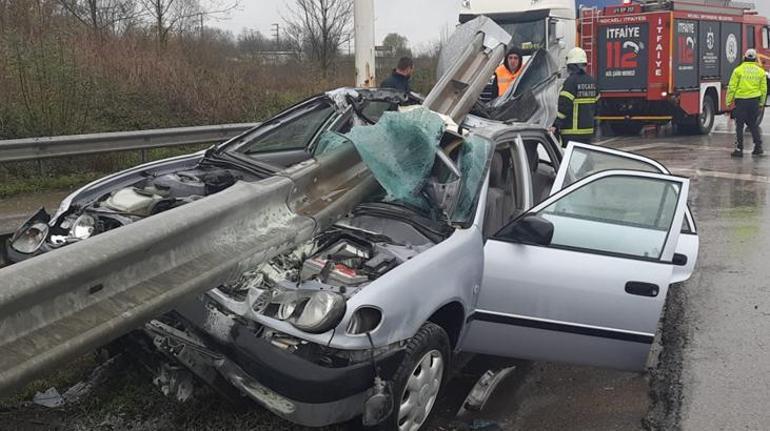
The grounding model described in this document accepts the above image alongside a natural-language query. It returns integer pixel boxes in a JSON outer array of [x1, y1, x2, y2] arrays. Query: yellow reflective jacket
[[727, 61, 768, 106]]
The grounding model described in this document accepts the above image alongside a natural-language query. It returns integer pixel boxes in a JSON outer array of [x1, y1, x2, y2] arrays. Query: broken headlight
[[267, 290, 346, 334], [69, 214, 96, 241], [11, 223, 49, 254]]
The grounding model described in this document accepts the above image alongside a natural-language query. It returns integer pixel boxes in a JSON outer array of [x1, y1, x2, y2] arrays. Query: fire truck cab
[[580, 0, 770, 134]]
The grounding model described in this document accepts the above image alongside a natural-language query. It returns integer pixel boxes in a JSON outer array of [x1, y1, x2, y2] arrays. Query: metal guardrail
[[0, 18, 510, 395], [0, 123, 258, 163], [0, 143, 377, 394]]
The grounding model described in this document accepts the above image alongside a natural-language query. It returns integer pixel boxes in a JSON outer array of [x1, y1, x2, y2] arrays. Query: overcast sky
[[758, 2, 770, 17], [210, 0, 461, 51], [211, 1, 770, 50]]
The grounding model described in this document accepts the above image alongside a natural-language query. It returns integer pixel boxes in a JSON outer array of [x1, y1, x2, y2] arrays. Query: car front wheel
[[379, 323, 450, 431]]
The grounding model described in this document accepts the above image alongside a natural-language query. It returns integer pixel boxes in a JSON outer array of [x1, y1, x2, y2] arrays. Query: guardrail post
[[140, 149, 148, 163]]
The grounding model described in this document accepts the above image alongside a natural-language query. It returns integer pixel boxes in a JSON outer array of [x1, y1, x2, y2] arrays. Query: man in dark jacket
[[380, 57, 414, 92], [553, 47, 598, 146]]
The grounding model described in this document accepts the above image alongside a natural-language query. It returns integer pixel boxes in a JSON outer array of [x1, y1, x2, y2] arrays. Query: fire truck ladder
[[579, 7, 600, 76]]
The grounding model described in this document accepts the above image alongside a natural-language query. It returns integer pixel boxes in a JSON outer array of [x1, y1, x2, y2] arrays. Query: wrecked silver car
[[5, 89, 419, 263], [141, 107, 700, 430]]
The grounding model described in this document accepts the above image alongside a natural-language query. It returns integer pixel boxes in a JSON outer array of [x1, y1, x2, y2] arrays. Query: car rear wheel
[[378, 323, 450, 431]]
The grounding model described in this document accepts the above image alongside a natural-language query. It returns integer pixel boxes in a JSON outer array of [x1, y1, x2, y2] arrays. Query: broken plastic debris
[[33, 387, 64, 408], [457, 366, 516, 416]]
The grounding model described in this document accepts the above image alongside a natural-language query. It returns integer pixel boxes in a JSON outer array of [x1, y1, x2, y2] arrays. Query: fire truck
[[580, 0, 770, 134]]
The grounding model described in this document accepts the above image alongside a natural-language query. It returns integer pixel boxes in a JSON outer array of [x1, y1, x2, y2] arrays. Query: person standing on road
[[727, 48, 767, 157], [552, 47, 598, 147], [380, 57, 414, 92]]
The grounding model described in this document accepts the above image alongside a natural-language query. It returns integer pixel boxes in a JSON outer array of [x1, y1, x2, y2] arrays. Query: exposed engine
[[10, 167, 244, 256], [57, 167, 240, 241], [220, 218, 433, 302]]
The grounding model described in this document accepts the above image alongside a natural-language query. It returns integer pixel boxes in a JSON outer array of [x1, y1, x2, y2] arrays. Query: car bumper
[[156, 295, 404, 427]]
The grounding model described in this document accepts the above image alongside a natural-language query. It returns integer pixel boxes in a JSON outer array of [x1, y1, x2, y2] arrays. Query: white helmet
[[745, 48, 758, 61], [566, 47, 588, 65]]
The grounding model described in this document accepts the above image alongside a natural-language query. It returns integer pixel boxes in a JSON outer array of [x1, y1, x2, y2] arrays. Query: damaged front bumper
[[145, 294, 404, 427]]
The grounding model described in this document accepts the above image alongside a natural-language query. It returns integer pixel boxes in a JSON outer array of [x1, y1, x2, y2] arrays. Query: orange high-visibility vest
[[495, 64, 521, 96]]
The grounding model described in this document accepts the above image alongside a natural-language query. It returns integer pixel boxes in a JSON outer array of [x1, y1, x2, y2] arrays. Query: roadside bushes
[[0, 1, 438, 196]]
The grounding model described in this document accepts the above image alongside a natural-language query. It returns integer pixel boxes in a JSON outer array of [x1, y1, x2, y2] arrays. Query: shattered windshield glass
[[345, 107, 444, 209], [317, 107, 492, 225], [454, 135, 493, 223]]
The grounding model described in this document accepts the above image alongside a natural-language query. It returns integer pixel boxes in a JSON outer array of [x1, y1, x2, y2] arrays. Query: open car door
[[463, 165, 691, 371], [551, 142, 699, 283]]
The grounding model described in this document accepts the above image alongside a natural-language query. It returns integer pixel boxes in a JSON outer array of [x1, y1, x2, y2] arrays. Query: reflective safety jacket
[[495, 64, 521, 97], [556, 69, 598, 136], [727, 61, 768, 106]]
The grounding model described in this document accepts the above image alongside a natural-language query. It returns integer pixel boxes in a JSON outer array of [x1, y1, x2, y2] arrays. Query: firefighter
[[727, 48, 767, 157], [553, 47, 598, 147]]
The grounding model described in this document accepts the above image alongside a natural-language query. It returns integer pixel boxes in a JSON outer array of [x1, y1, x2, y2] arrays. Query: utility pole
[[271, 23, 280, 49], [354, 0, 376, 87]]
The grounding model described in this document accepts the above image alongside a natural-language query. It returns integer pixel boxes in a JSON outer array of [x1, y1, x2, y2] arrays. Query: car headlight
[[11, 223, 49, 254], [69, 214, 96, 241], [267, 290, 346, 334]]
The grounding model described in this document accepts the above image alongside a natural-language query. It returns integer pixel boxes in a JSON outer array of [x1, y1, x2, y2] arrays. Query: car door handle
[[625, 282, 660, 298]]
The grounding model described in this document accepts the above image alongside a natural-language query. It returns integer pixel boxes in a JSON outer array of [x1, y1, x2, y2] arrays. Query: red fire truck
[[580, 0, 770, 134]]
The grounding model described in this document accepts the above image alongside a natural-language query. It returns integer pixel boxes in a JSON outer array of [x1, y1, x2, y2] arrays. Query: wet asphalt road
[[2, 115, 769, 430]]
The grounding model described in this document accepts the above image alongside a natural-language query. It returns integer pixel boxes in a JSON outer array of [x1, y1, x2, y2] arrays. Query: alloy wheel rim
[[397, 349, 444, 431]]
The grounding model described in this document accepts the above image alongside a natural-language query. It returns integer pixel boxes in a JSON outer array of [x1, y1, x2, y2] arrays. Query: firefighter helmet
[[745, 48, 758, 61], [566, 47, 588, 65]]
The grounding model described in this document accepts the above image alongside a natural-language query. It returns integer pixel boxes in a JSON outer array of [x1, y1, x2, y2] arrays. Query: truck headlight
[[268, 290, 346, 334], [11, 223, 49, 254]]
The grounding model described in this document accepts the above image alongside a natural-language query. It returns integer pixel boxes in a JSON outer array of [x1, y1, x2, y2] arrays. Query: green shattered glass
[[316, 107, 492, 225], [345, 107, 445, 209], [453, 135, 493, 223]]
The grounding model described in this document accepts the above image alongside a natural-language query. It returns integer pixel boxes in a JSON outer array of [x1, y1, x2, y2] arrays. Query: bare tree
[[56, 0, 140, 35], [283, 0, 352, 77], [137, 0, 238, 47]]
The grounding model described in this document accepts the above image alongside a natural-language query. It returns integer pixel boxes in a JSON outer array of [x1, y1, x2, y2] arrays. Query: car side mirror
[[673, 253, 688, 267], [499, 214, 554, 246]]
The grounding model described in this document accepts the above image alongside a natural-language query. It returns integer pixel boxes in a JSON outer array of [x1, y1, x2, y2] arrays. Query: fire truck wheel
[[696, 94, 716, 135]]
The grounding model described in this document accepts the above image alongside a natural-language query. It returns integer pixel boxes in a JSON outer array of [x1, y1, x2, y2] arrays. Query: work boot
[[752, 146, 764, 156], [731, 148, 744, 158]]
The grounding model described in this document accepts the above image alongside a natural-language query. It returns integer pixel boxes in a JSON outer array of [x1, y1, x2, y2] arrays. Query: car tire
[[377, 322, 450, 431]]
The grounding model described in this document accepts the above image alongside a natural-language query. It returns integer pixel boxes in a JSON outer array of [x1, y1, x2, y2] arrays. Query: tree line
[[0, 0, 436, 141]]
